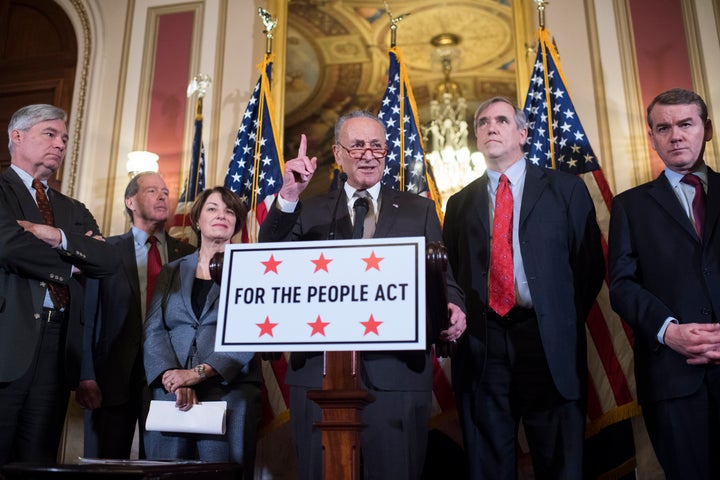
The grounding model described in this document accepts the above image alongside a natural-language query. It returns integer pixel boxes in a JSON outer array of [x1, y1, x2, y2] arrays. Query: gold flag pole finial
[[536, 0, 548, 30], [384, 1, 410, 48], [258, 8, 278, 55], [187, 73, 212, 115]]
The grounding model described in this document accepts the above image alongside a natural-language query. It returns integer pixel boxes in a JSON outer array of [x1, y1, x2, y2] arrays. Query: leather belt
[[42, 307, 66, 324], [490, 306, 536, 325]]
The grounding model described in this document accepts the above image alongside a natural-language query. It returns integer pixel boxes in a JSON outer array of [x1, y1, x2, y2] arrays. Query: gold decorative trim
[[66, 0, 92, 199], [681, 1, 718, 170], [612, 0, 651, 186], [583, 0, 616, 193], [511, 0, 536, 105], [210, 0, 228, 185], [269, 0, 288, 141], [101, 0, 135, 235]]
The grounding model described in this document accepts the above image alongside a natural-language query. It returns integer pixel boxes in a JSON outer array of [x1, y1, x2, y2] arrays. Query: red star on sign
[[261, 254, 282, 274], [257, 316, 278, 337], [362, 251, 384, 271], [360, 314, 383, 336], [311, 253, 332, 273], [308, 315, 330, 336]]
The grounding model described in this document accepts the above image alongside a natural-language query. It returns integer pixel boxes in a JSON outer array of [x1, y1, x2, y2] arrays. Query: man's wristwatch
[[194, 364, 207, 380]]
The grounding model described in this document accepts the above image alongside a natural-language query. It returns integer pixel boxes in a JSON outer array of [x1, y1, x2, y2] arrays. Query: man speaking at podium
[[260, 110, 466, 480]]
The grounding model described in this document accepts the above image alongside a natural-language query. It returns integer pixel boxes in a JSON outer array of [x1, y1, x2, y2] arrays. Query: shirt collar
[[344, 181, 381, 201], [486, 157, 526, 192], [132, 226, 166, 246], [664, 163, 708, 188], [11, 164, 44, 190]]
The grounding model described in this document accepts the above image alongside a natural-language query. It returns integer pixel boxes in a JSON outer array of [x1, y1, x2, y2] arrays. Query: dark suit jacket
[[259, 185, 464, 391], [443, 163, 604, 400], [608, 167, 720, 404], [81, 230, 195, 406], [0, 167, 119, 386]]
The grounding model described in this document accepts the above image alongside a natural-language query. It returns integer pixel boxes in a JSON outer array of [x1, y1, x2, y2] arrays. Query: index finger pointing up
[[297, 133, 308, 159]]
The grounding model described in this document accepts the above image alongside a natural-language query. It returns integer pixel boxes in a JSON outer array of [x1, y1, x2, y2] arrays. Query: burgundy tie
[[681, 174, 706, 239], [32, 179, 70, 310], [489, 174, 515, 316], [147, 235, 162, 309]]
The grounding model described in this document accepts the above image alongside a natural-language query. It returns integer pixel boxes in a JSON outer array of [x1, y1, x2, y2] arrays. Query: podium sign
[[215, 237, 426, 352]]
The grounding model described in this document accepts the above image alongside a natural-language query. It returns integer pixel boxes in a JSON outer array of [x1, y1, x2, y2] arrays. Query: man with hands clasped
[[78, 172, 194, 459], [608, 88, 720, 479], [260, 110, 466, 480]]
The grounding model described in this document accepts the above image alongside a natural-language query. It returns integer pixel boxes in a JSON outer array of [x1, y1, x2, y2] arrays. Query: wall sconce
[[126, 150, 160, 177]]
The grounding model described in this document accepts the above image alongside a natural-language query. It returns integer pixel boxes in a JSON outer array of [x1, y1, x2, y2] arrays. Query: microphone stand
[[328, 172, 348, 240]]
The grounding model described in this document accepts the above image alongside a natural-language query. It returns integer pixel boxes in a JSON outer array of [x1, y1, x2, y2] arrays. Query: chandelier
[[422, 34, 485, 210]]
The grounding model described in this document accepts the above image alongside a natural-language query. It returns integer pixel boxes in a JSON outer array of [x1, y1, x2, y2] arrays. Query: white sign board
[[215, 237, 426, 352]]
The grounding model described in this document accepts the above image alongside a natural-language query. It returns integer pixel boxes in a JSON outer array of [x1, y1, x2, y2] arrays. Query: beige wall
[[56, 0, 720, 230]]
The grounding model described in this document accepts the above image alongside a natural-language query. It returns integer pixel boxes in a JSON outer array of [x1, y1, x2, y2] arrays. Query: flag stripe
[[169, 113, 205, 243], [523, 27, 639, 440], [224, 55, 287, 432]]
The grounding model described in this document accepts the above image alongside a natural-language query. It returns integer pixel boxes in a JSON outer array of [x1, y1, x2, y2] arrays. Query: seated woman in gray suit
[[143, 186, 262, 477]]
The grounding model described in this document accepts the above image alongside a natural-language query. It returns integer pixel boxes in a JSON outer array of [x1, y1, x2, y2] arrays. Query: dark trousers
[[83, 354, 148, 459], [457, 309, 584, 480], [642, 364, 720, 480], [0, 321, 69, 465]]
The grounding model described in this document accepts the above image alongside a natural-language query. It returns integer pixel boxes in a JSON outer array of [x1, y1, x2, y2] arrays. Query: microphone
[[351, 197, 369, 239], [328, 172, 348, 240]]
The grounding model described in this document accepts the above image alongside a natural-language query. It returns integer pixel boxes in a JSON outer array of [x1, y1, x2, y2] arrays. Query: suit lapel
[[704, 168, 720, 245], [167, 235, 193, 261], [47, 188, 71, 230], [1, 168, 44, 223], [374, 186, 399, 238], [649, 174, 698, 241], [330, 190, 353, 239], [519, 165, 548, 229], [472, 175, 491, 237], [179, 253, 198, 323], [118, 232, 142, 310]]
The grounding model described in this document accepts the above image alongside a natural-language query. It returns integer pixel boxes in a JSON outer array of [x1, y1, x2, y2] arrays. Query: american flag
[[523, 27, 640, 473], [377, 45, 454, 422], [223, 56, 290, 440], [378, 47, 443, 221], [224, 56, 284, 243], [169, 114, 205, 245]]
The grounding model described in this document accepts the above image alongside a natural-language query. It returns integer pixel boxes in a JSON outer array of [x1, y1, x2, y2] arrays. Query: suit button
[[702, 308, 711, 316]]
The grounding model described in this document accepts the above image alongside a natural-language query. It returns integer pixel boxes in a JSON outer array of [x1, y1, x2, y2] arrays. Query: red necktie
[[681, 174, 706, 239], [147, 235, 162, 309], [32, 179, 70, 310], [489, 174, 515, 316]]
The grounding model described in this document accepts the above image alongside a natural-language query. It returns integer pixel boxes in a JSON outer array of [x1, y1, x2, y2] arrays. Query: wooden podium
[[210, 241, 451, 480], [307, 351, 373, 480]]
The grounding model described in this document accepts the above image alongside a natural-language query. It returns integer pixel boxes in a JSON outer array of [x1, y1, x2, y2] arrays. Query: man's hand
[[85, 230, 105, 242], [17, 220, 62, 247], [75, 379, 102, 410], [439, 302, 466, 342], [664, 322, 720, 364], [278, 134, 317, 202]]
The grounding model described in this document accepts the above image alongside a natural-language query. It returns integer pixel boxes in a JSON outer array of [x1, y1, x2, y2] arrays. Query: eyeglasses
[[336, 143, 387, 159]]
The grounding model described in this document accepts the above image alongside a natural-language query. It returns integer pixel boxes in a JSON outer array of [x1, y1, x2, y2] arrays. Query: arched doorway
[[0, 0, 77, 191]]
